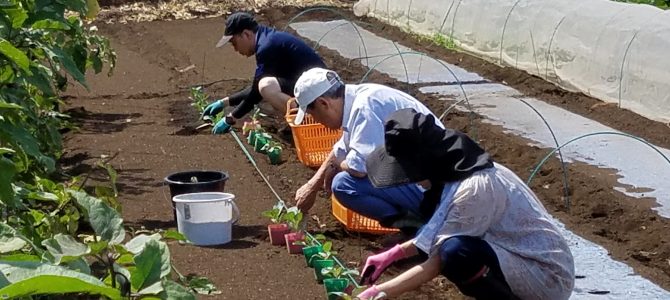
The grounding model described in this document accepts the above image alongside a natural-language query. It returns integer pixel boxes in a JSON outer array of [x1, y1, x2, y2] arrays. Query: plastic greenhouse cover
[[353, 0, 670, 123]]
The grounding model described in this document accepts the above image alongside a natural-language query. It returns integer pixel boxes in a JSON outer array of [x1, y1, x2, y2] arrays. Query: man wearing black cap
[[356, 108, 575, 300], [202, 12, 326, 134]]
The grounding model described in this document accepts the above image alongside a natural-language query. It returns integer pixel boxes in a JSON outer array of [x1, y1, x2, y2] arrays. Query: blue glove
[[212, 118, 232, 134], [202, 99, 225, 118]]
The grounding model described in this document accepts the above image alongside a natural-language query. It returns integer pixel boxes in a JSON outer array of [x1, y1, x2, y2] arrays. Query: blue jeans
[[331, 171, 423, 223], [438, 236, 517, 300]]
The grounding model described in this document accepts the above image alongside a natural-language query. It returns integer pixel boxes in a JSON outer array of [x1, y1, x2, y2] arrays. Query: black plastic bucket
[[164, 170, 229, 220]]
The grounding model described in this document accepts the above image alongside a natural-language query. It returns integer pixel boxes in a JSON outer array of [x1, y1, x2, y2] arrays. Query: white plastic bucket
[[172, 192, 240, 246]]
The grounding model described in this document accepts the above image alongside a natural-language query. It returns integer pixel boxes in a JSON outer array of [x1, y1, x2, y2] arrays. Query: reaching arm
[[295, 151, 338, 212], [375, 254, 441, 298]]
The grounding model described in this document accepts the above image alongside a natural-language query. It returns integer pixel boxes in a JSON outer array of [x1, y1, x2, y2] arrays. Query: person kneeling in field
[[356, 108, 575, 300], [203, 12, 326, 134], [292, 67, 445, 232]]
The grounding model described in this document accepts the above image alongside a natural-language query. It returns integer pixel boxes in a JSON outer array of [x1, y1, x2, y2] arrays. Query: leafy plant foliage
[[0, 0, 213, 298]]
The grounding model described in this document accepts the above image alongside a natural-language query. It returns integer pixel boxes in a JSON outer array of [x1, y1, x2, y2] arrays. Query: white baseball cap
[[293, 67, 342, 125]]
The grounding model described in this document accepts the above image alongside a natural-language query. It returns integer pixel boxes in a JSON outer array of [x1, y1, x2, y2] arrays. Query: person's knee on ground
[[258, 77, 291, 115], [439, 236, 519, 300]]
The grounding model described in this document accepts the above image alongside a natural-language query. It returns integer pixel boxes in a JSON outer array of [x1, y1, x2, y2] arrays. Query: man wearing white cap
[[293, 67, 445, 231], [203, 12, 326, 134]]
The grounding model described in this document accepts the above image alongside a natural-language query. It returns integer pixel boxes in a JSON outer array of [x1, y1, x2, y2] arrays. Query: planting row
[[263, 201, 366, 300]]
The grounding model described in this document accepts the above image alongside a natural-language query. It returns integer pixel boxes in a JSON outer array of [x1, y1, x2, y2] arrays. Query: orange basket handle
[[286, 97, 299, 117]]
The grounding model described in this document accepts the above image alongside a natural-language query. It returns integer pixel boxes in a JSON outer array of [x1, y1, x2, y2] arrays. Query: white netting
[[354, 0, 670, 122]]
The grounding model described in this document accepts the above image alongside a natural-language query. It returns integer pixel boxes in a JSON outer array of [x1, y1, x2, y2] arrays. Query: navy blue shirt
[[228, 25, 326, 119]]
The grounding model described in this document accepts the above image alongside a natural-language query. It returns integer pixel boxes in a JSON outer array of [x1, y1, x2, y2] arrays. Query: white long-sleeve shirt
[[332, 83, 444, 173]]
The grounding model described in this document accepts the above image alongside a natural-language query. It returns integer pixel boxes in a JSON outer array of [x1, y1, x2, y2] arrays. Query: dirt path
[[61, 6, 670, 299]]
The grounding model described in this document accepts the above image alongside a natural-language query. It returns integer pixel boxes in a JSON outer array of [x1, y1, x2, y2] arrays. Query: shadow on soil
[[66, 106, 146, 133]]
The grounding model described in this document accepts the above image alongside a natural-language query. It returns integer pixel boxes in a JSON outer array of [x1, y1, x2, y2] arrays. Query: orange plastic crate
[[285, 99, 342, 168], [331, 195, 400, 234]]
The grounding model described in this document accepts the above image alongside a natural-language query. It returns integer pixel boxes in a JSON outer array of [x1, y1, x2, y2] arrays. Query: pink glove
[[359, 244, 406, 285], [356, 285, 386, 299]]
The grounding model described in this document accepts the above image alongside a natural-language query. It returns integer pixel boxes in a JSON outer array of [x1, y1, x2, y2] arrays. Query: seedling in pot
[[310, 240, 338, 263], [283, 206, 305, 254], [295, 233, 326, 247], [299, 234, 327, 267], [253, 132, 273, 153], [262, 201, 289, 246], [262, 141, 283, 165], [321, 266, 360, 280]]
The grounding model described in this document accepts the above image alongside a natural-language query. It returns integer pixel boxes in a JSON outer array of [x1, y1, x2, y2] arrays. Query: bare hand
[[295, 181, 319, 213]]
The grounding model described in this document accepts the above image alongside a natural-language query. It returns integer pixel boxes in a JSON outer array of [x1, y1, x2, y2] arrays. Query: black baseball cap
[[216, 12, 258, 48]]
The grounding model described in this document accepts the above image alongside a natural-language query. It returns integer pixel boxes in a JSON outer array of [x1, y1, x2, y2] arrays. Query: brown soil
[[61, 5, 670, 299]]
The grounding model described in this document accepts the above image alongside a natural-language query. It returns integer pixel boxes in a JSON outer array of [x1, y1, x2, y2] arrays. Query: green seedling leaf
[[70, 190, 125, 244], [284, 206, 303, 231], [0, 38, 28, 71], [130, 239, 170, 291], [0, 261, 122, 299], [41, 233, 90, 264], [261, 201, 286, 224]]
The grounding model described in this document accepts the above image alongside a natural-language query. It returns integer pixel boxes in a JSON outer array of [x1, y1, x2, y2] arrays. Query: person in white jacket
[[357, 108, 575, 300]]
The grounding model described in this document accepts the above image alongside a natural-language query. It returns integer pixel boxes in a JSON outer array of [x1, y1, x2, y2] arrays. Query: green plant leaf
[[55, 0, 86, 13], [66, 257, 91, 274], [0, 223, 25, 253], [41, 233, 90, 264], [130, 239, 170, 291], [0, 156, 17, 206], [0, 122, 53, 173], [2, 8, 27, 28], [160, 230, 187, 242], [0, 237, 25, 253], [138, 280, 163, 295], [69, 190, 125, 244], [44, 46, 88, 88], [184, 275, 220, 295], [23, 64, 55, 96], [25, 191, 59, 202], [31, 19, 70, 30], [161, 279, 196, 300], [0, 261, 122, 299], [0, 38, 28, 72], [0, 101, 20, 109], [124, 233, 161, 255], [87, 240, 108, 255], [0, 254, 40, 262]]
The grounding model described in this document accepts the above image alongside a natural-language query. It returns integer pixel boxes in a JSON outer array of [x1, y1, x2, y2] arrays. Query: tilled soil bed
[[61, 5, 670, 299]]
